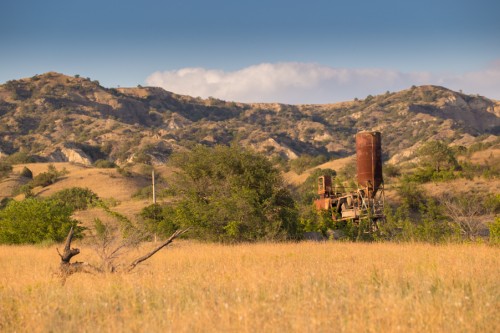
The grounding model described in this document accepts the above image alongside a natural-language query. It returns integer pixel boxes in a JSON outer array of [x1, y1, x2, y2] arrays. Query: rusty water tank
[[356, 131, 383, 197]]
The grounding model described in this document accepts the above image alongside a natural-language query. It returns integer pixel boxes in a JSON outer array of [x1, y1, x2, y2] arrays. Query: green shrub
[[116, 167, 133, 177], [413, 199, 458, 243], [13, 184, 34, 198], [383, 163, 401, 178], [0, 198, 83, 244], [0, 162, 12, 179], [404, 167, 457, 184], [397, 180, 426, 211], [31, 164, 67, 187], [139, 204, 179, 237], [94, 159, 116, 168], [31, 172, 58, 187], [50, 187, 100, 211], [484, 194, 500, 214], [489, 217, 500, 245], [3, 152, 36, 164]]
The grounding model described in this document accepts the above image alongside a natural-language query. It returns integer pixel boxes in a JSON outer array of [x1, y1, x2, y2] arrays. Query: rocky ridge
[[0, 72, 498, 165]]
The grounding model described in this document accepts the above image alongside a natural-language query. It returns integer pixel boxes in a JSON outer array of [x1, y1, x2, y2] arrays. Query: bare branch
[[63, 226, 74, 252], [56, 247, 63, 259], [128, 228, 190, 272], [441, 193, 485, 240]]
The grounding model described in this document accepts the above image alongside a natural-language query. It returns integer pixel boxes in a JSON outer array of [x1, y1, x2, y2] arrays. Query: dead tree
[[56, 226, 190, 284], [441, 193, 486, 241], [57, 227, 101, 284], [128, 228, 190, 272]]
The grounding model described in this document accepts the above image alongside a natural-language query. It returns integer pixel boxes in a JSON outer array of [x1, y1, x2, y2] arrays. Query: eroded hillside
[[0, 72, 498, 165]]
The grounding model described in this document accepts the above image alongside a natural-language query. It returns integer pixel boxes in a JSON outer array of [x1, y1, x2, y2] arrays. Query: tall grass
[[0, 242, 498, 332]]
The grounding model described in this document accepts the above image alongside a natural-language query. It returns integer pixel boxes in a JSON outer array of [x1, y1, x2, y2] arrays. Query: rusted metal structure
[[314, 131, 385, 230]]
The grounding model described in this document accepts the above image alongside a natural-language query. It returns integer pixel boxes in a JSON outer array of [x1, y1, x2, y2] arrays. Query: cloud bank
[[146, 61, 500, 104]]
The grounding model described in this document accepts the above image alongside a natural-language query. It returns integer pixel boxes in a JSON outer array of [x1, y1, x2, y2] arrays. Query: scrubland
[[0, 241, 498, 332]]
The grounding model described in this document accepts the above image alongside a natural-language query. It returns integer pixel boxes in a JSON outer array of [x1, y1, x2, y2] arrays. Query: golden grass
[[1, 242, 498, 332]]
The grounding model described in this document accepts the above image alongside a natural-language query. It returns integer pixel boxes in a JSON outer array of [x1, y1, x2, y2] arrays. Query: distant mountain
[[0, 72, 498, 165]]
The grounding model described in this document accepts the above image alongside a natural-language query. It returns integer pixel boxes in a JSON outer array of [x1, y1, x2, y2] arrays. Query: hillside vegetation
[[0, 72, 499, 245], [0, 72, 498, 165]]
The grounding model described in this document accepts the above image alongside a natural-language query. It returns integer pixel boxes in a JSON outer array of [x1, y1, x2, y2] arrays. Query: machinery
[[314, 131, 385, 230]]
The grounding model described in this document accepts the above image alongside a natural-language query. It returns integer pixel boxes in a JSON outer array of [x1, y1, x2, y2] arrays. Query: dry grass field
[[0, 241, 498, 333]]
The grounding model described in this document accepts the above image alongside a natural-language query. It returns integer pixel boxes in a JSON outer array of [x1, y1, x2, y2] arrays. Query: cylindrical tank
[[356, 131, 383, 197]]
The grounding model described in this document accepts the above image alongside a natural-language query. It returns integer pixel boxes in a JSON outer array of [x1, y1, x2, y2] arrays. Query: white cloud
[[145, 61, 500, 103]]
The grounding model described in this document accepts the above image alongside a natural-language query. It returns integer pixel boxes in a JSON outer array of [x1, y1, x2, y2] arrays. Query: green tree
[[489, 217, 500, 245], [0, 199, 83, 244], [166, 145, 300, 242], [417, 141, 458, 172], [139, 204, 178, 237]]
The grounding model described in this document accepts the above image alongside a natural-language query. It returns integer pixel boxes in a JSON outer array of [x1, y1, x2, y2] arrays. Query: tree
[[417, 141, 458, 172], [0, 198, 83, 244], [166, 145, 300, 242], [139, 203, 178, 237]]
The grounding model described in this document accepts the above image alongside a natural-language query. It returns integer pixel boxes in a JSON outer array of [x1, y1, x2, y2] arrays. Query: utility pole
[[152, 169, 156, 204]]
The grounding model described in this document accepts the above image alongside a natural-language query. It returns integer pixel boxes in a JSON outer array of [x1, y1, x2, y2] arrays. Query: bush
[[0, 198, 83, 244], [31, 172, 58, 187], [379, 203, 459, 243], [3, 152, 36, 164], [94, 159, 116, 168], [383, 163, 401, 178], [132, 184, 173, 200], [31, 164, 67, 187], [116, 167, 133, 177], [50, 187, 100, 211], [139, 204, 179, 237], [0, 162, 12, 179], [413, 199, 458, 243], [404, 167, 457, 184], [489, 217, 500, 245], [397, 180, 426, 211]]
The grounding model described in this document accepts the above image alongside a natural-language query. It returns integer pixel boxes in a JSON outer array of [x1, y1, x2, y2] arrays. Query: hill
[[0, 72, 498, 166]]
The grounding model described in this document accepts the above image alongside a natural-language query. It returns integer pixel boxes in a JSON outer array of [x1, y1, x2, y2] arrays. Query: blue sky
[[1, 0, 499, 103]]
